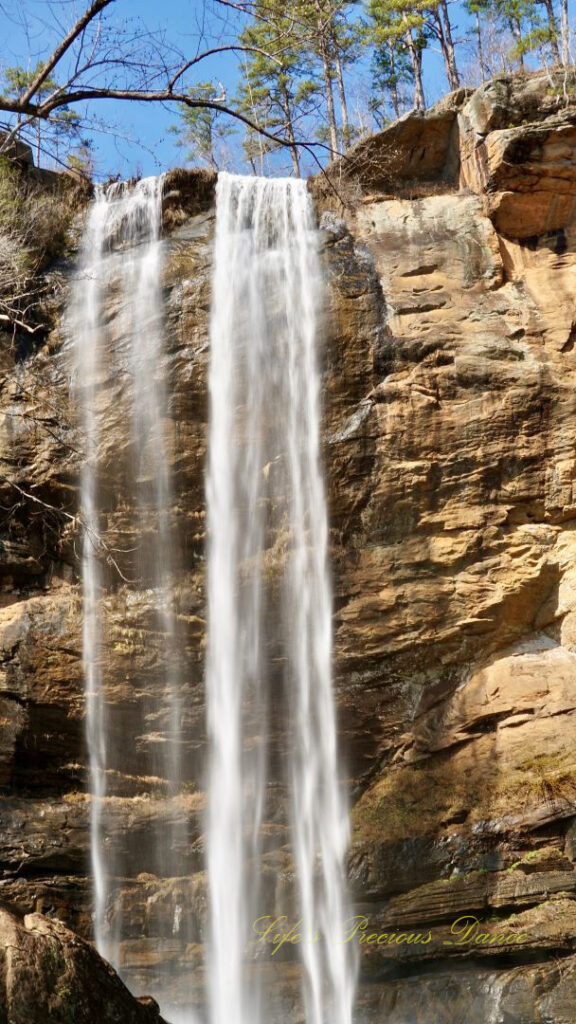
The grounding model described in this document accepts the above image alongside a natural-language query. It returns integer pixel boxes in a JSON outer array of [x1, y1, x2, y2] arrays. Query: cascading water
[[206, 173, 357, 1024], [68, 176, 187, 1010], [70, 168, 355, 1024]]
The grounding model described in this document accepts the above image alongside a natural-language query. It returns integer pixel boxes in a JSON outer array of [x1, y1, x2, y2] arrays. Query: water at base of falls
[[68, 176, 190, 1015], [206, 173, 357, 1024]]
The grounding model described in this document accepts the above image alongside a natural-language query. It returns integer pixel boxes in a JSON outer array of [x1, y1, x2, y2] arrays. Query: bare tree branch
[[19, 0, 114, 107], [0, 312, 45, 334], [0, 86, 338, 164], [168, 44, 282, 91], [0, 0, 348, 191], [2, 478, 138, 584]]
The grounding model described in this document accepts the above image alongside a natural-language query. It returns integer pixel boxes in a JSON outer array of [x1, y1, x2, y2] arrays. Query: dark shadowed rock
[[319, 89, 472, 197], [162, 167, 217, 228]]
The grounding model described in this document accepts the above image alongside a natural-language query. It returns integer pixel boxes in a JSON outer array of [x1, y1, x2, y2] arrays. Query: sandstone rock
[[333, 159, 576, 994], [162, 167, 216, 228], [457, 71, 576, 236], [458, 72, 576, 136], [352, 953, 576, 1024], [317, 69, 576, 240], [384, 868, 576, 927], [318, 88, 471, 199], [0, 906, 167, 1023]]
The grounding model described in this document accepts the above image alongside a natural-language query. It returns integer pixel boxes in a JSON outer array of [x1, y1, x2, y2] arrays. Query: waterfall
[[206, 173, 356, 1024], [68, 176, 185, 1006], [69, 169, 355, 1024]]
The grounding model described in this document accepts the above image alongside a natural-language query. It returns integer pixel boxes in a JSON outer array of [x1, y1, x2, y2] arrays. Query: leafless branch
[[0, 0, 344, 168], [0, 312, 46, 334], [19, 0, 114, 106], [2, 477, 138, 584], [168, 45, 282, 91]]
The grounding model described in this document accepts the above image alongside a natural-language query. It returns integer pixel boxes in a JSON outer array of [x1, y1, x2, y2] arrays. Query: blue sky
[[0, 0, 569, 179], [0, 0, 249, 177]]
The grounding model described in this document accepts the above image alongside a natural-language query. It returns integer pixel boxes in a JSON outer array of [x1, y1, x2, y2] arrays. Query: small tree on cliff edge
[[3, 63, 83, 166], [169, 83, 235, 171]]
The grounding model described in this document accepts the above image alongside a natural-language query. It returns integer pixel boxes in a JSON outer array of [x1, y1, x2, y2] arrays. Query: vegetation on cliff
[[0, 158, 85, 337]]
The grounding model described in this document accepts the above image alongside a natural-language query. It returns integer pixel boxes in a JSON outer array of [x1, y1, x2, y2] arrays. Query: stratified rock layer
[[4, 70, 576, 1022]]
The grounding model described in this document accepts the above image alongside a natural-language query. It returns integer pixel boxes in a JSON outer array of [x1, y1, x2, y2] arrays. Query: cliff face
[[320, 69, 576, 1021], [3, 71, 576, 1022]]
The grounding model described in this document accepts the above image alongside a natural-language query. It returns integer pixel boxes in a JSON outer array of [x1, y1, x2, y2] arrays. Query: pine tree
[[466, 0, 490, 79], [561, 0, 570, 63], [3, 62, 82, 165], [328, 3, 363, 147], [242, 0, 362, 158], [370, 36, 414, 120], [468, 0, 560, 68], [170, 83, 235, 170], [238, 1, 320, 175], [432, 0, 460, 88], [67, 138, 95, 180], [369, 0, 429, 110], [309, 0, 340, 152], [538, 0, 561, 61]]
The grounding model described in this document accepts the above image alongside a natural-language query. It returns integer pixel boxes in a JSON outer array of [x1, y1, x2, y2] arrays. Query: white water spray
[[206, 173, 357, 1024], [70, 168, 355, 1024], [69, 176, 185, 993]]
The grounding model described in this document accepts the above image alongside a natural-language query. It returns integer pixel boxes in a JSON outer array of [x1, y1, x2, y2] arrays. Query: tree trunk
[[315, 1, 339, 153], [333, 40, 350, 147], [388, 41, 401, 119], [208, 122, 217, 171], [281, 86, 300, 177], [437, 0, 460, 88], [542, 0, 561, 62], [288, 132, 300, 177], [561, 0, 570, 64], [510, 16, 525, 67], [404, 27, 425, 109], [475, 11, 486, 81]]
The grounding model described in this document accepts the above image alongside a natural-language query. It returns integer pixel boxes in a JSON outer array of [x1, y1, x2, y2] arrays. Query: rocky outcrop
[[5, 69, 576, 1022], [320, 87, 471, 194], [321, 68, 576, 239], [162, 166, 216, 227], [0, 133, 33, 166], [315, 77, 576, 1018], [0, 905, 166, 1023]]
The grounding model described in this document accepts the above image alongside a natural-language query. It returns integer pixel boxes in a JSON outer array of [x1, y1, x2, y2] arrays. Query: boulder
[[319, 88, 471, 195], [0, 906, 166, 1024]]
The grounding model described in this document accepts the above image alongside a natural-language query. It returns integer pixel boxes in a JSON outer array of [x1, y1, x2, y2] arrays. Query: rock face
[[0, 905, 167, 1024], [4, 71, 576, 1022], [322, 68, 576, 238]]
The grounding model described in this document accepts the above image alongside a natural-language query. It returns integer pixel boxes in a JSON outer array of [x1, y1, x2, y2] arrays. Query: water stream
[[69, 175, 185, 1005], [70, 171, 356, 1023], [206, 173, 356, 1024]]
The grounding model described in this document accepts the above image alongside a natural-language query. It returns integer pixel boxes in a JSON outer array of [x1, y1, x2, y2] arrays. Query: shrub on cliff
[[0, 156, 83, 337]]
